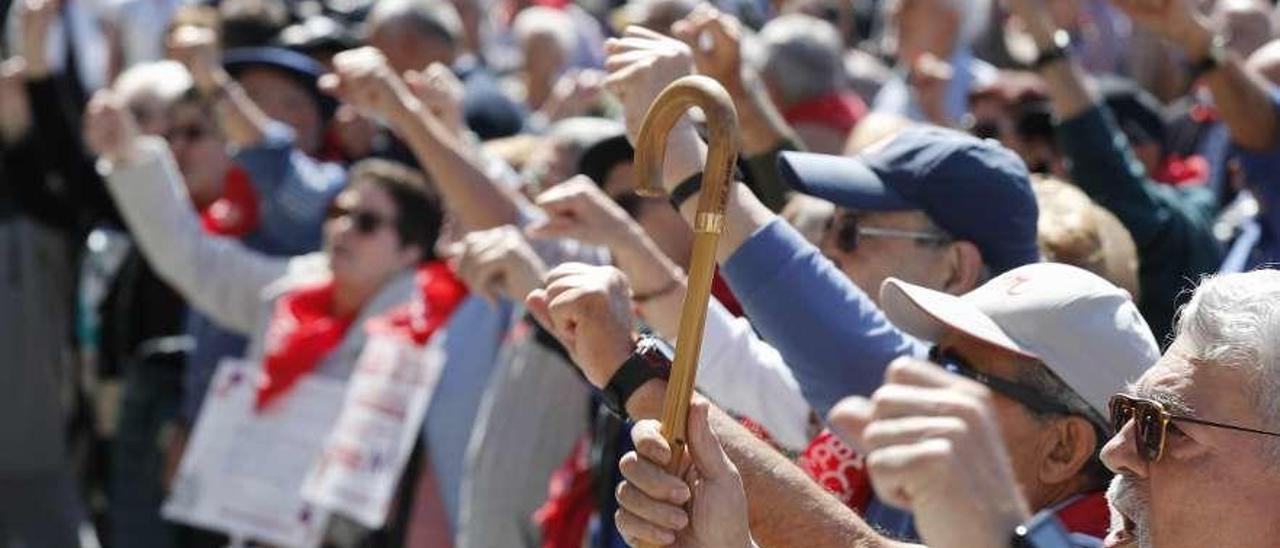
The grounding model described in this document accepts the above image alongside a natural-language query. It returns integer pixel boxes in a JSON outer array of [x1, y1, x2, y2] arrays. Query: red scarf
[[782, 92, 868, 137], [256, 262, 468, 411], [200, 166, 260, 237]]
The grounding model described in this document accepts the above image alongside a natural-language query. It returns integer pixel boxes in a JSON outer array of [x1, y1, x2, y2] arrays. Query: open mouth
[[1104, 513, 1137, 548]]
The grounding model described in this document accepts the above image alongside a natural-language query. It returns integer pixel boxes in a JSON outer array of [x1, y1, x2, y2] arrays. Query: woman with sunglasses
[[86, 89, 469, 542]]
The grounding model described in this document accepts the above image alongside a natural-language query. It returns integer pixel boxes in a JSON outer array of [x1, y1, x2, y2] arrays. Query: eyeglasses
[[825, 212, 951, 253], [326, 204, 395, 236], [930, 346, 1076, 417], [1108, 393, 1280, 462]]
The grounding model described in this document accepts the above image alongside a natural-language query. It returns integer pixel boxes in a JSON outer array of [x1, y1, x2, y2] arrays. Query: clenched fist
[[84, 90, 144, 165], [525, 264, 638, 387]]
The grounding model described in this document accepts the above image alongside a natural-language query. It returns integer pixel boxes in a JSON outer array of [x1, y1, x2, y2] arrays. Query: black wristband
[[668, 172, 703, 210], [1032, 30, 1071, 71], [601, 336, 673, 420]]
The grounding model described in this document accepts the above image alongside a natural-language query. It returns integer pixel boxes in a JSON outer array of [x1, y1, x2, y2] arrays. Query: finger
[[525, 288, 553, 331], [318, 73, 344, 97], [686, 400, 736, 481], [630, 419, 673, 465], [826, 396, 874, 453], [618, 450, 690, 504], [604, 50, 658, 72], [885, 356, 983, 391], [615, 480, 689, 530], [614, 507, 677, 546], [525, 216, 581, 241], [869, 383, 987, 422], [625, 25, 675, 42], [863, 437, 953, 510], [541, 263, 597, 288], [858, 416, 968, 454]]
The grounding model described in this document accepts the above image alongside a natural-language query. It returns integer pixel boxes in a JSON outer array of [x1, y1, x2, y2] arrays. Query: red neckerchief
[[256, 261, 468, 411], [1153, 154, 1210, 187], [711, 270, 744, 317], [1054, 491, 1111, 539], [782, 92, 868, 137], [799, 430, 873, 512], [535, 436, 595, 548], [365, 261, 469, 345], [200, 166, 260, 237], [800, 431, 1112, 538]]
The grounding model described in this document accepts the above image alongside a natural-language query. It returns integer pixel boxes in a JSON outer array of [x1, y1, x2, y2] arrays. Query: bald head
[[365, 0, 463, 72]]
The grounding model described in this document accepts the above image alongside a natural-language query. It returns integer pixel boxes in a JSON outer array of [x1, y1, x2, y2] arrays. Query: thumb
[[525, 288, 553, 332], [687, 400, 735, 481], [826, 396, 874, 455]]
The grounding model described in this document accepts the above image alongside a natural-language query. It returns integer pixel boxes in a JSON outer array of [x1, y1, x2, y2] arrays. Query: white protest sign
[[163, 361, 343, 547], [301, 330, 450, 528]]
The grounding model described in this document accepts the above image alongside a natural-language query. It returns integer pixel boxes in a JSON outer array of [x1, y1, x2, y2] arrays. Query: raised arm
[[1111, 0, 1278, 151], [85, 91, 288, 334], [530, 179, 812, 448], [523, 264, 904, 548], [605, 28, 924, 415], [323, 47, 522, 232]]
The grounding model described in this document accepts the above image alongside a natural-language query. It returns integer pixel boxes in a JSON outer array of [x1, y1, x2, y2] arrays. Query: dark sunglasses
[[930, 346, 1076, 417], [327, 204, 394, 235], [164, 124, 210, 143], [1109, 393, 1280, 462], [825, 212, 952, 253]]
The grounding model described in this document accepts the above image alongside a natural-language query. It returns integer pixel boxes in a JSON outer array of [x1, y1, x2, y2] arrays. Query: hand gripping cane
[[631, 74, 739, 540]]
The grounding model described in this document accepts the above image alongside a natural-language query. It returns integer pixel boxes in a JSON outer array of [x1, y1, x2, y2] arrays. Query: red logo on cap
[[1002, 274, 1034, 296]]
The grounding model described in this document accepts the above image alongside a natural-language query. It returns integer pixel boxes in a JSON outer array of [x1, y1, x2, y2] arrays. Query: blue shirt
[[720, 218, 926, 416], [423, 297, 514, 531]]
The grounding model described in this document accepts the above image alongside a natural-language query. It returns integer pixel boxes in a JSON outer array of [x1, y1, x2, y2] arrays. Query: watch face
[[636, 336, 675, 366]]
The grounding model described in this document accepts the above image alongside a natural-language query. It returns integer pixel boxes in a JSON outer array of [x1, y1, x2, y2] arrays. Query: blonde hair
[[843, 112, 913, 155], [1032, 175, 1140, 300]]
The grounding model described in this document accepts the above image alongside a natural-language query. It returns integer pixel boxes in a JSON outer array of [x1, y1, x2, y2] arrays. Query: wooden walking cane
[[631, 75, 738, 493]]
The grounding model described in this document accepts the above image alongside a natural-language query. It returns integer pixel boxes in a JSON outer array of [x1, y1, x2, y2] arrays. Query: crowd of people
[[2, 0, 1280, 546]]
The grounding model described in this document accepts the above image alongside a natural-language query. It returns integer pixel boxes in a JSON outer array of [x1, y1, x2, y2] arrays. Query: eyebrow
[[1128, 383, 1197, 417]]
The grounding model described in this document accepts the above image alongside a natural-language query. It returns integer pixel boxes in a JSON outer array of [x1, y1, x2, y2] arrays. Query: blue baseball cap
[[223, 47, 338, 121], [778, 125, 1039, 274]]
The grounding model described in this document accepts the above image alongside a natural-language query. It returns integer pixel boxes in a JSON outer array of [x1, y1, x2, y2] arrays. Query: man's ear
[[1038, 416, 1099, 486], [942, 240, 984, 294]]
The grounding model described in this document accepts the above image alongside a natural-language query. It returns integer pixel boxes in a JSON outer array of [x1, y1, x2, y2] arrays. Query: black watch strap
[[1032, 30, 1071, 71], [1189, 34, 1229, 82], [602, 336, 673, 420], [669, 172, 703, 210]]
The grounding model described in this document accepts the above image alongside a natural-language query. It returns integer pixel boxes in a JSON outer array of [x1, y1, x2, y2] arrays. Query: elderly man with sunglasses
[[832, 269, 1280, 548]]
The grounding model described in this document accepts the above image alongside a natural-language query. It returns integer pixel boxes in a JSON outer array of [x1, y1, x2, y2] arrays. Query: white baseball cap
[[879, 262, 1160, 417]]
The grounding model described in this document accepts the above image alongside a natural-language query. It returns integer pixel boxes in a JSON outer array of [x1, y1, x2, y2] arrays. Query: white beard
[[1107, 476, 1155, 548]]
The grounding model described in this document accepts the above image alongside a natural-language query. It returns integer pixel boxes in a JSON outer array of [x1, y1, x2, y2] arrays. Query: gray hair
[[1175, 270, 1280, 462], [880, 0, 991, 48], [758, 14, 844, 106], [512, 6, 576, 59], [365, 0, 463, 46]]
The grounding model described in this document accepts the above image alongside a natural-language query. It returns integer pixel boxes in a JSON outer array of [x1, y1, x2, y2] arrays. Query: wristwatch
[[601, 335, 673, 420], [1032, 29, 1071, 71], [1189, 33, 1230, 81], [1009, 510, 1074, 548]]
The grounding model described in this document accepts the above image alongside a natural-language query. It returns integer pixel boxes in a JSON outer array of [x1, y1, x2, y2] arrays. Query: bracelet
[[632, 276, 682, 304], [669, 172, 703, 209]]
